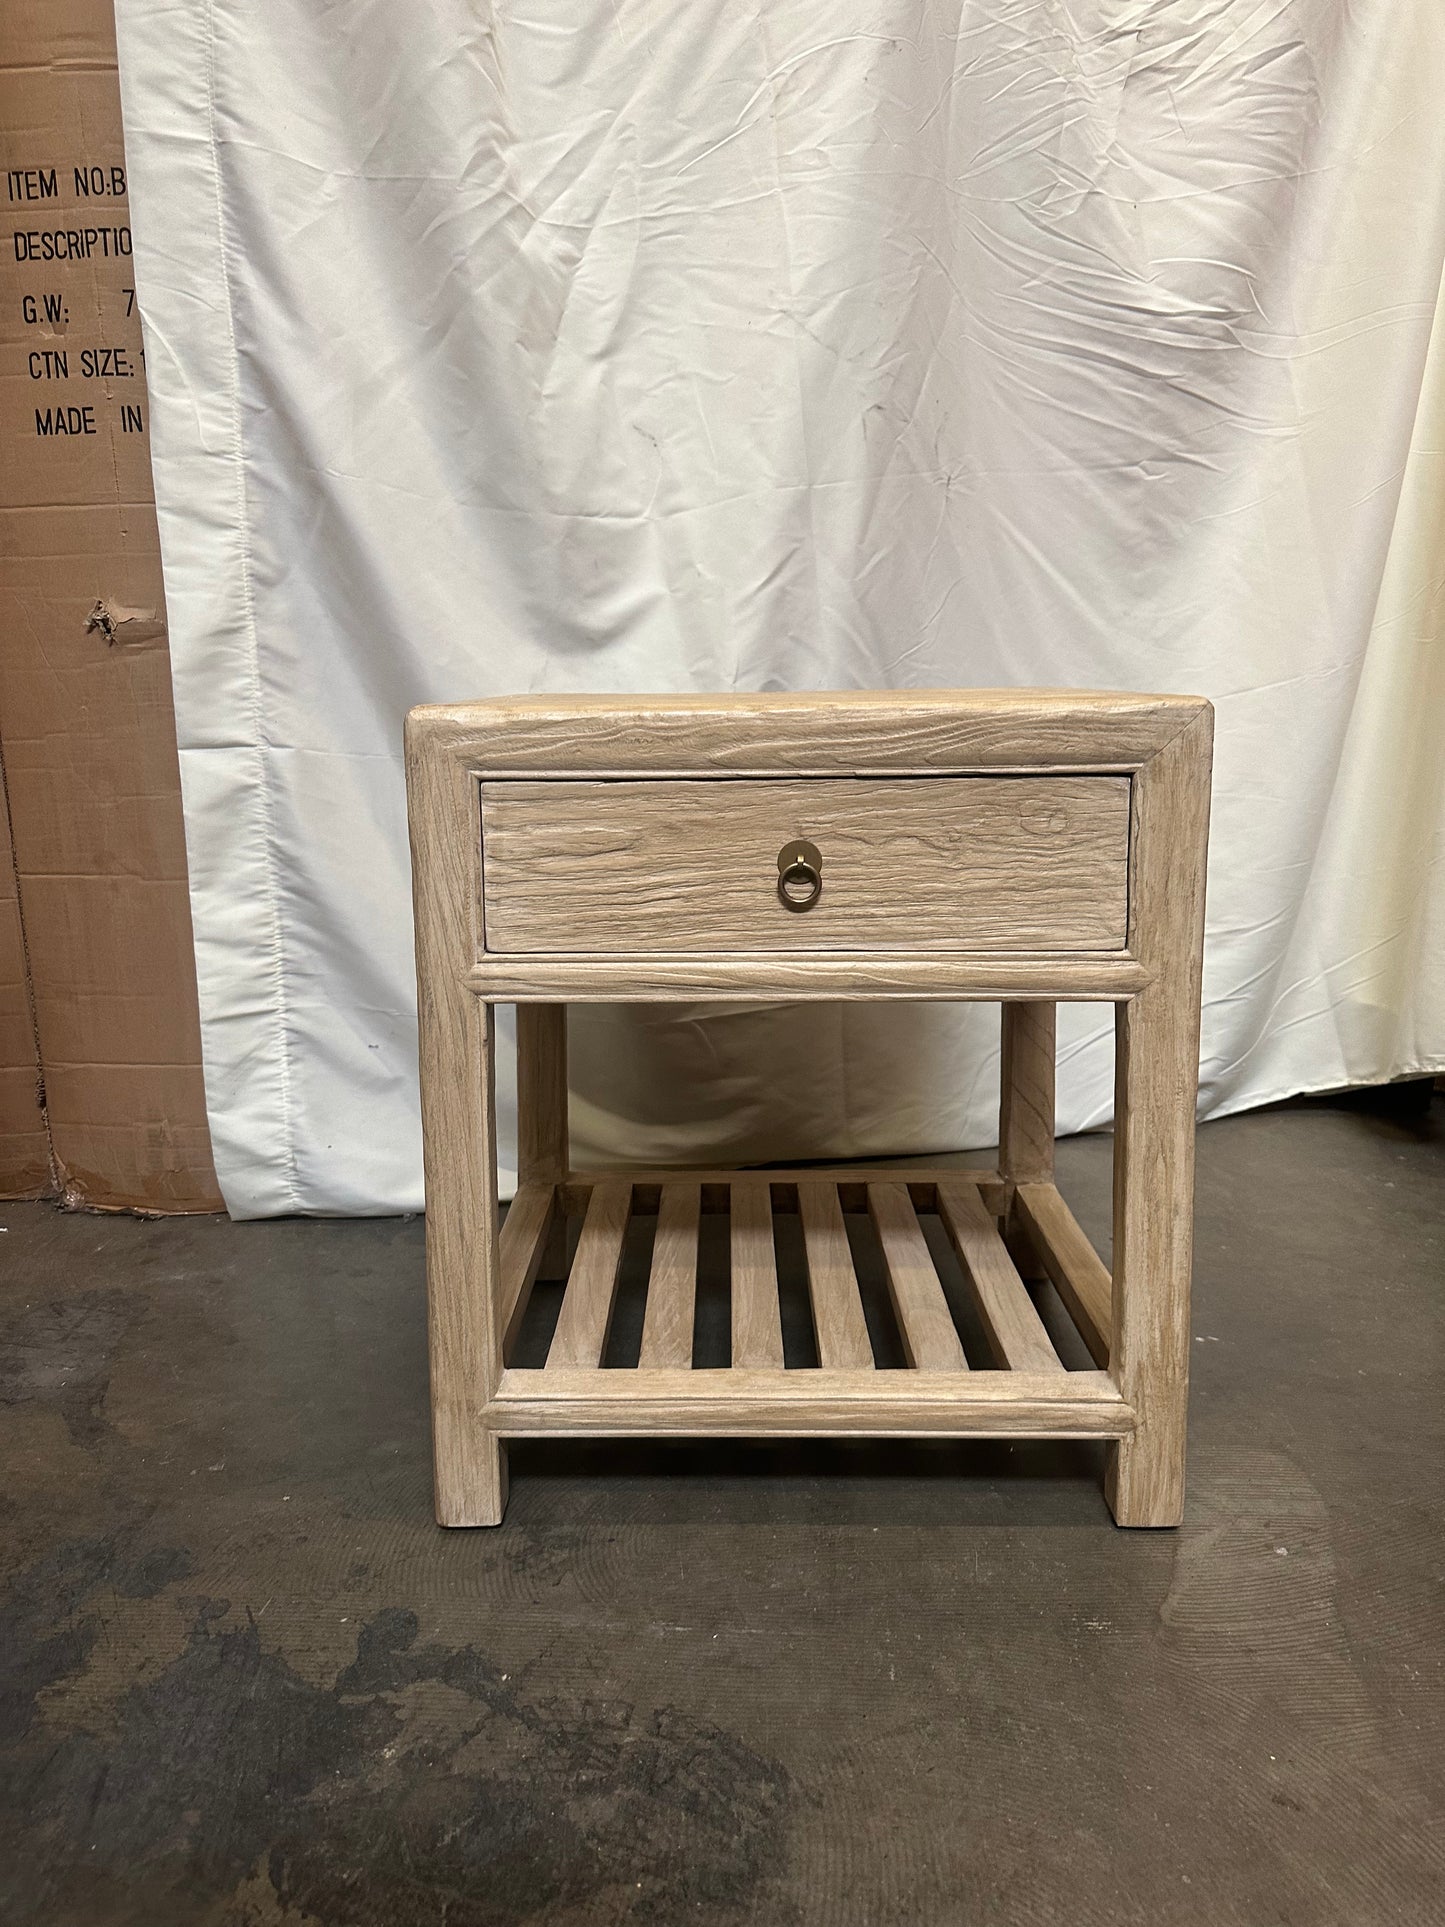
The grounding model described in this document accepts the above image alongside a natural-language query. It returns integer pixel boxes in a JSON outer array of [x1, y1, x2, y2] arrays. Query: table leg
[[517, 1003, 569, 1285], [517, 1003, 569, 1185], [1105, 706, 1211, 1526], [1105, 988, 1197, 1526], [999, 1000, 1055, 1277], [424, 996, 508, 1526], [408, 725, 511, 1526]]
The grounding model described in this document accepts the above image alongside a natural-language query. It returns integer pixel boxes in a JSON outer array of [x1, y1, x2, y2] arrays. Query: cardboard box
[[0, 0, 221, 1209], [0, 763, 49, 1196]]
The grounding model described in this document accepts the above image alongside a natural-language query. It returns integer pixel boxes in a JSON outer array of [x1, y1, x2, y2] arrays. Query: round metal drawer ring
[[777, 840, 823, 912]]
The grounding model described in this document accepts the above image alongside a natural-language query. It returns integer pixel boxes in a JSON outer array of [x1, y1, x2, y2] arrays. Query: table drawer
[[480, 776, 1129, 955]]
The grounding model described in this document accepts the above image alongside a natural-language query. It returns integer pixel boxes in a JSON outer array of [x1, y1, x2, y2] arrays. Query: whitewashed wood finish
[[547, 1179, 630, 1368], [516, 1003, 569, 1283], [797, 1179, 875, 1369], [467, 955, 1150, 1002], [498, 1182, 555, 1359], [998, 1000, 1056, 1279], [1105, 709, 1213, 1525], [999, 1001, 1055, 1183], [481, 777, 1129, 955], [730, 1179, 785, 1368], [413, 688, 1202, 776], [867, 1181, 969, 1370], [638, 1182, 700, 1367], [935, 1178, 1063, 1373], [526, 1174, 1118, 1385], [407, 690, 1211, 1527], [493, 1367, 1133, 1437], [562, 1168, 1007, 1217], [406, 715, 507, 1525], [516, 1004, 568, 1184], [1014, 1182, 1112, 1368]]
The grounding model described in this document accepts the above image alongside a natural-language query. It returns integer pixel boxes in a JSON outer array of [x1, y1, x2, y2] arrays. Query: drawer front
[[480, 776, 1130, 955]]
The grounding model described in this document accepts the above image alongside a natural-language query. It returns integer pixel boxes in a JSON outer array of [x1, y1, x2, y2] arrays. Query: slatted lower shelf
[[492, 1168, 1131, 1438]]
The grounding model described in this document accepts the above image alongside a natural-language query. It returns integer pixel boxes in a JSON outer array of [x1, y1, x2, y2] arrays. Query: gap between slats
[[530, 1173, 1108, 1378], [1014, 1182, 1112, 1366], [935, 1179, 1064, 1373]]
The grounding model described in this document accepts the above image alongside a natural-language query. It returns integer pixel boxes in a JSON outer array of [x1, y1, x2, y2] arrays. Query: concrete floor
[[1, 1096, 1441, 1927]]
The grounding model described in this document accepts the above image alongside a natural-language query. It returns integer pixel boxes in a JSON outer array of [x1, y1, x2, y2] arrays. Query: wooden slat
[[639, 1183, 699, 1367], [936, 1179, 1064, 1373], [797, 1181, 873, 1369], [1014, 1182, 1112, 1367], [866, 1181, 968, 1371], [547, 1180, 631, 1368], [493, 1368, 1133, 1437], [730, 1179, 784, 1368], [498, 1183, 557, 1358]]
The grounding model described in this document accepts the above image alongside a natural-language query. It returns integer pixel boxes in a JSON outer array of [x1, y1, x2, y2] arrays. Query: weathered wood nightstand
[[406, 691, 1212, 1528]]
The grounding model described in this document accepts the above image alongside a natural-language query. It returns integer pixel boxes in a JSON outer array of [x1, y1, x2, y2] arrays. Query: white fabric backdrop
[[114, 0, 1445, 1218]]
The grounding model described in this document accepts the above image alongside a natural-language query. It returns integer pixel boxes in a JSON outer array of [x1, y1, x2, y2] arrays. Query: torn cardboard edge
[[85, 595, 167, 649]]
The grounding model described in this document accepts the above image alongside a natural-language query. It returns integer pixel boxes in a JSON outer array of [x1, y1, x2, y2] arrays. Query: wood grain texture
[[481, 776, 1129, 955], [730, 1178, 784, 1368], [490, 1368, 1132, 1436], [867, 1181, 968, 1370], [1014, 1182, 1113, 1368], [935, 1179, 1063, 1373], [547, 1179, 631, 1368], [562, 1169, 1007, 1217], [639, 1182, 699, 1367], [467, 956, 1149, 1002], [516, 1004, 568, 1184], [797, 1180, 874, 1369], [408, 692, 1210, 1526], [1105, 708, 1213, 1526], [405, 717, 507, 1525], [498, 1181, 556, 1360], [413, 688, 1206, 776], [999, 1001, 1056, 1183]]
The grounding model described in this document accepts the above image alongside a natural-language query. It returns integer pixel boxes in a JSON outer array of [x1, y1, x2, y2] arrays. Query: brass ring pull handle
[[777, 839, 823, 912]]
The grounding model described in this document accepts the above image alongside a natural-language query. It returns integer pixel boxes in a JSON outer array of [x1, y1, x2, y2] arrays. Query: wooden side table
[[406, 691, 1212, 1528]]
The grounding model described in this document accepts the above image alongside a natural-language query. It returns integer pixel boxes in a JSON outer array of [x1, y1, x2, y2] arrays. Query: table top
[[407, 687, 1212, 777]]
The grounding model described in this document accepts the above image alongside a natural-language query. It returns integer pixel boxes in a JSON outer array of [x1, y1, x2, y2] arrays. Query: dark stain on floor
[[0, 1093, 1441, 1925], [1, 1549, 790, 1927]]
